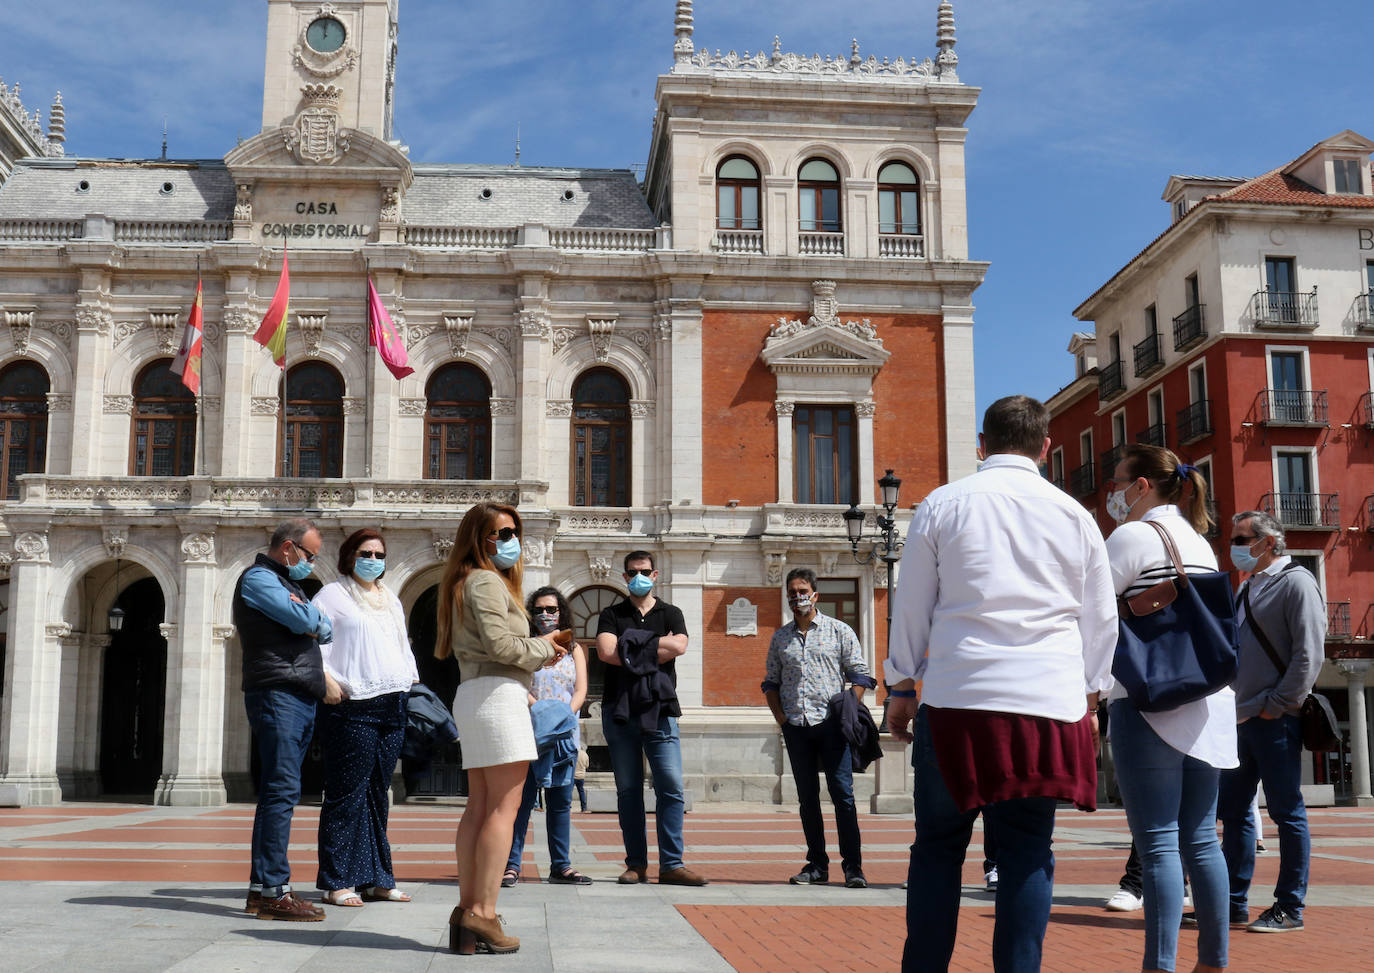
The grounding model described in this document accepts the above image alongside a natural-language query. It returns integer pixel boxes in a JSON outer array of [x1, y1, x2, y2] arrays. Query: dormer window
[[1333, 158, 1365, 194]]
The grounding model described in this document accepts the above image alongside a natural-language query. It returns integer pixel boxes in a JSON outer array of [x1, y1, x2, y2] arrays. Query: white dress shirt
[[1104, 506, 1238, 768], [886, 453, 1118, 723], [314, 578, 419, 700]]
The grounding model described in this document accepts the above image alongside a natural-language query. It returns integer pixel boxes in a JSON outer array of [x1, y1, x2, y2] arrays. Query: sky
[[1, 0, 1370, 420]]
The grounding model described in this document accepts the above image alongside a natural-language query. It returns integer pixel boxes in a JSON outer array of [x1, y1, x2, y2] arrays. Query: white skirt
[[451, 676, 536, 769]]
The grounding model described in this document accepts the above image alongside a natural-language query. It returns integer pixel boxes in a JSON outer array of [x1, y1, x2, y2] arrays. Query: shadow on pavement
[[69, 893, 248, 920], [234, 928, 433, 951], [1047, 911, 1144, 930]]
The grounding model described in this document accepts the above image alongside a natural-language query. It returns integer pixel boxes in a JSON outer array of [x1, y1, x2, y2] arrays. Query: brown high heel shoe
[[449, 907, 474, 955], [457, 911, 520, 954]]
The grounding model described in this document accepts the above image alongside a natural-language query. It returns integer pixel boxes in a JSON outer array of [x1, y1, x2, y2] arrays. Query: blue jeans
[[244, 688, 317, 897], [1218, 714, 1309, 918], [781, 719, 862, 873], [507, 769, 574, 873], [1109, 701, 1229, 972], [602, 714, 686, 870], [904, 707, 1056, 973]]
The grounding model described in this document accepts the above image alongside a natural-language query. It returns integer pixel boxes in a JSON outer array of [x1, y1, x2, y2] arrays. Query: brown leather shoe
[[617, 865, 648, 885], [455, 911, 519, 954], [245, 891, 261, 915], [658, 866, 709, 887], [256, 891, 325, 921]]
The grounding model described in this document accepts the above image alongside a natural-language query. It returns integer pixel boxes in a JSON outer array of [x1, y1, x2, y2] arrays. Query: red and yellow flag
[[170, 279, 204, 394], [253, 247, 290, 366], [368, 278, 414, 379]]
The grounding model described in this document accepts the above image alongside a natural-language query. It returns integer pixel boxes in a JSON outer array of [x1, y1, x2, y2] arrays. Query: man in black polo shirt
[[596, 550, 707, 887]]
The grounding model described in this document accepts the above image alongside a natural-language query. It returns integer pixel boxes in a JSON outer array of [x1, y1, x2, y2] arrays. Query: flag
[[170, 278, 204, 394], [253, 247, 290, 366], [367, 278, 414, 379]]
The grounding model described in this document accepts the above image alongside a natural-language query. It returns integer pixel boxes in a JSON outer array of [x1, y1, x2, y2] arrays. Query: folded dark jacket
[[828, 689, 883, 773], [610, 627, 681, 731], [403, 683, 459, 769]]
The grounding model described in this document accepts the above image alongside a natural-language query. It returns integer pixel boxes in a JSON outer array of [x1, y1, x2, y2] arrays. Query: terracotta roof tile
[[1208, 166, 1374, 208]]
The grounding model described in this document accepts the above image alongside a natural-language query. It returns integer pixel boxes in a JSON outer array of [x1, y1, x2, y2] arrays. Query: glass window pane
[[878, 162, 917, 185], [718, 186, 736, 226], [799, 159, 838, 181], [741, 187, 759, 229], [900, 192, 919, 232], [879, 191, 896, 233], [800, 191, 817, 231], [821, 189, 840, 230], [718, 158, 758, 180]]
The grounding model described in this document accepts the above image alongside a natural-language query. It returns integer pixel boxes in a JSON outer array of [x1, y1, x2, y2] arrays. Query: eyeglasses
[[533, 607, 559, 616], [292, 541, 318, 563], [626, 568, 654, 578], [1231, 535, 1258, 546], [487, 527, 519, 542], [355, 550, 384, 559]]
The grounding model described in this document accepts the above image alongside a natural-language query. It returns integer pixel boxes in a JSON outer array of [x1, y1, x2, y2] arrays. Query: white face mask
[[1106, 487, 1133, 524]]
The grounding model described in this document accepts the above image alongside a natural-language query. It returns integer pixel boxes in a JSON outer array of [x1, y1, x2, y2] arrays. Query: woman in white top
[[1105, 444, 1237, 973], [312, 528, 419, 907]]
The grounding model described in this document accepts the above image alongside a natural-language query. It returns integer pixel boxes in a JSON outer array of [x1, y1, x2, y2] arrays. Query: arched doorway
[[567, 585, 622, 710], [99, 577, 166, 797], [405, 584, 465, 796]]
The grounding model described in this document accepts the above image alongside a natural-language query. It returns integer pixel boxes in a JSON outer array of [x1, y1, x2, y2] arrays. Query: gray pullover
[[1233, 557, 1326, 721]]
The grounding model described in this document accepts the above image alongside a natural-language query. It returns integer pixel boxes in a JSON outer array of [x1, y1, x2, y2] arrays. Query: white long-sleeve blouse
[[313, 578, 419, 700]]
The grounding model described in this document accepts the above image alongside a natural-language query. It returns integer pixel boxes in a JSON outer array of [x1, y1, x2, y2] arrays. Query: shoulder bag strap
[[1240, 582, 1287, 676], [1145, 519, 1188, 587]]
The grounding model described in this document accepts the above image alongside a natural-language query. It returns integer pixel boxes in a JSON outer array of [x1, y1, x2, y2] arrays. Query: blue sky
[[1, 0, 1369, 419]]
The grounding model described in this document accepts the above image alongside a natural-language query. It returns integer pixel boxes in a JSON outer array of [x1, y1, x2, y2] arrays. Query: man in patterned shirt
[[762, 567, 877, 888]]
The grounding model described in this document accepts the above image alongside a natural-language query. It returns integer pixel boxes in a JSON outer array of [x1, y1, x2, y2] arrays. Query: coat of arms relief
[[284, 84, 351, 165]]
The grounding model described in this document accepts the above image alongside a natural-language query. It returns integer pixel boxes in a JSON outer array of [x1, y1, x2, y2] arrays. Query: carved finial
[[772, 35, 782, 60], [851, 38, 861, 66], [936, 1, 959, 81], [674, 1, 695, 64], [46, 92, 65, 153]]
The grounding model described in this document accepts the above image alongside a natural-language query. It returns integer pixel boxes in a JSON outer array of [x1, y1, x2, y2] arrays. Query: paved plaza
[[1, 801, 1371, 972]]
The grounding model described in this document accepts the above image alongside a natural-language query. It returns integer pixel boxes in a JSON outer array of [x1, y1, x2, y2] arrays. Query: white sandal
[[322, 888, 364, 907], [360, 886, 411, 902]]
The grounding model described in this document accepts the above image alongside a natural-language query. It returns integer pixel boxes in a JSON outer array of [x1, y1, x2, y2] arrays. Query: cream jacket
[[448, 569, 553, 687]]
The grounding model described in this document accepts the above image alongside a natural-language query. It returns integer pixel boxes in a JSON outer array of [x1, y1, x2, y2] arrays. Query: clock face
[[305, 16, 346, 54]]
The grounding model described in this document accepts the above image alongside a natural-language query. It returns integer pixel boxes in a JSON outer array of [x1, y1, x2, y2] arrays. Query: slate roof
[[403, 165, 655, 229], [0, 158, 234, 220]]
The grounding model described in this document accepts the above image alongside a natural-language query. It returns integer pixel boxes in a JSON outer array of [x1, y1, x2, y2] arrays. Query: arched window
[[571, 368, 630, 507], [798, 158, 842, 232], [425, 363, 491, 480], [878, 161, 921, 235], [0, 361, 49, 499], [130, 359, 196, 477], [716, 156, 761, 230], [280, 362, 344, 478], [568, 585, 624, 708]]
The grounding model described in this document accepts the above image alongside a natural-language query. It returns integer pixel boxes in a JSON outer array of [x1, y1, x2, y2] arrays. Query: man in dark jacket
[[234, 518, 341, 921]]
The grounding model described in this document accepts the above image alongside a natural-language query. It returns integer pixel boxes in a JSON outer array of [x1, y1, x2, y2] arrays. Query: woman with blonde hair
[[435, 502, 569, 954], [1105, 444, 1236, 973]]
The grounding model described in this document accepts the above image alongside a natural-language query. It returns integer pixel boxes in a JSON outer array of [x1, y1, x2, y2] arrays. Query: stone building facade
[[0, 0, 986, 806]]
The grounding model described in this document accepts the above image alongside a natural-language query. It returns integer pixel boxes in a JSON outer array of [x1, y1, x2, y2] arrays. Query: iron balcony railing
[[1250, 288, 1319, 329], [1367, 494, 1374, 529], [1203, 497, 1220, 540], [1135, 422, 1167, 448], [1172, 303, 1206, 351], [1068, 462, 1096, 498], [1176, 399, 1213, 445], [1258, 389, 1328, 426], [1363, 392, 1374, 429], [1098, 359, 1126, 401], [1099, 444, 1127, 486], [1259, 492, 1340, 530], [1133, 331, 1164, 377], [1356, 292, 1374, 332], [1327, 602, 1352, 641]]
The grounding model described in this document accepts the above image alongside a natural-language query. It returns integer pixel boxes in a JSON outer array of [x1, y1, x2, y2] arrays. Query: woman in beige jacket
[[435, 502, 568, 954]]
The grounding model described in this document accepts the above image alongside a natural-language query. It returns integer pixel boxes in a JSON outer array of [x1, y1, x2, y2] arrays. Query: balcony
[[1356, 292, 1374, 332], [798, 231, 845, 256], [1172, 303, 1206, 351], [1363, 392, 1374, 429], [1133, 331, 1164, 377], [1068, 461, 1096, 498], [878, 234, 925, 258], [1135, 422, 1167, 447], [1099, 444, 1127, 485], [1203, 496, 1220, 540], [713, 229, 764, 255], [1327, 602, 1352, 641], [1257, 389, 1328, 426], [1259, 492, 1340, 530], [1176, 399, 1213, 445], [1250, 288, 1319, 330], [1098, 359, 1126, 401]]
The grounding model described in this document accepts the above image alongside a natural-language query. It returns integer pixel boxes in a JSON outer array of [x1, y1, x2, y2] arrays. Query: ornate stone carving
[[398, 397, 427, 416], [680, 40, 939, 83], [551, 327, 579, 355], [782, 510, 843, 528], [296, 312, 327, 356], [855, 400, 877, 418], [292, 16, 360, 80], [820, 551, 840, 575], [180, 532, 216, 564], [875, 565, 889, 588], [443, 313, 473, 357], [380, 185, 400, 223], [546, 399, 573, 418], [251, 396, 280, 416], [493, 328, 515, 352], [234, 183, 253, 221], [522, 535, 551, 569], [629, 400, 655, 418], [518, 309, 550, 339], [4, 309, 34, 351], [103, 394, 134, 414], [148, 310, 180, 353], [432, 531, 454, 562], [76, 306, 112, 335], [566, 515, 632, 531], [768, 280, 879, 343], [203, 321, 222, 345], [224, 309, 257, 334], [45, 622, 73, 639], [283, 84, 351, 165], [45, 392, 73, 413], [654, 314, 673, 342], [113, 319, 141, 344], [489, 397, 516, 417], [765, 552, 787, 586], [342, 397, 366, 416], [0, 550, 10, 580], [14, 531, 49, 562], [158, 622, 178, 640], [202, 395, 222, 413], [775, 400, 796, 417], [588, 555, 615, 582], [936, 0, 959, 82], [588, 316, 617, 363], [40, 319, 74, 348], [213, 624, 237, 642], [102, 527, 128, 558]]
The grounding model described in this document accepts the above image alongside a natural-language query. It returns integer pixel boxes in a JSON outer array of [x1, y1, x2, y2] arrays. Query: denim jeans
[[781, 719, 861, 874], [507, 769, 574, 873], [244, 688, 317, 897], [602, 714, 686, 870], [1109, 701, 1229, 971], [1218, 714, 1309, 918], [904, 707, 1057, 973]]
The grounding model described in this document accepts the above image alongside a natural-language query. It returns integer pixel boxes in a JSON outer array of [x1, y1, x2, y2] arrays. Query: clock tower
[[260, 0, 399, 142]]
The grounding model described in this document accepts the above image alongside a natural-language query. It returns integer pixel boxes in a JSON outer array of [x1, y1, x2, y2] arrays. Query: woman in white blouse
[[312, 528, 419, 907], [1105, 445, 1236, 973]]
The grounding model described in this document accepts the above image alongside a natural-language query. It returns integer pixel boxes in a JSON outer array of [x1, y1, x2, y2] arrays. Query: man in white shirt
[[886, 395, 1117, 973]]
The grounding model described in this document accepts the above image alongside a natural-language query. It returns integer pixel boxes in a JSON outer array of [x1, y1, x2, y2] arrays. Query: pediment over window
[[760, 280, 890, 378]]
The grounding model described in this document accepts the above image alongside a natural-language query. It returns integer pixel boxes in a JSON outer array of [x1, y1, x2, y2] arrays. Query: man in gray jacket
[[1217, 510, 1325, 934]]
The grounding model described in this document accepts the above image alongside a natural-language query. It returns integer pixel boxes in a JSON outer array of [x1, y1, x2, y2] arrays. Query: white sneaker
[[984, 868, 998, 892], [1106, 889, 1144, 912], [1183, 892, 1193, 909]]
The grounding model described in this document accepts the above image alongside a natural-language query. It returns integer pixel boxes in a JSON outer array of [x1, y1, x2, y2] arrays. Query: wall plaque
[[725, 597, 758, 637]]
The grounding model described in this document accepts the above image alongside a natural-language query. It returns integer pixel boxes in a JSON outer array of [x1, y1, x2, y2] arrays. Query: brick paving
[[1, 802, 1370, 971]]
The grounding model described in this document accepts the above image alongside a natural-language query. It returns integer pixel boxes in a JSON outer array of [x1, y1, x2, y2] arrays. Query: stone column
[[218, 304, 261, 477], [154, 531, 228, 806], [516, 304, 550, 485], [220, 626, 254, 802], [775, 401, 795, 504], [0, 531, 62, 805], [55, 631, 82, 797], [68, 305, 112, 476], [72, 635, 109, 798], [871, 736, 914, 814], [856, 400, 877, 506], [664, 295, 704, 506], [1337, 660, 1374, 806], [941, 300, 977, 483]]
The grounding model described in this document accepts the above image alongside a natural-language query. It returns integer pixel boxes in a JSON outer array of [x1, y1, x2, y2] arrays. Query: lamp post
[[843, 469, 903, 730], [108, 556, 125, 633]]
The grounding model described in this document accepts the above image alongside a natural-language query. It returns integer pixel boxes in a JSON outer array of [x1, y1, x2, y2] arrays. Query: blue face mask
[[288, 557, 314, 581], [627, 573, 654, 597], [353, 557, 385, 582], [491, 537, 521, 570], [1230, 544, 1259, 573]]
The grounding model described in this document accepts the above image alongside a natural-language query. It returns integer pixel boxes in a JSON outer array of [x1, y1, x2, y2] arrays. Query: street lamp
[[843, 469, 904, 730], [108, 557, 125, 633]]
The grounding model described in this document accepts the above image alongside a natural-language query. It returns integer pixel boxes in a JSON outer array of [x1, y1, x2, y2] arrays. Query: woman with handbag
[[1105, 444, 1237, 973]]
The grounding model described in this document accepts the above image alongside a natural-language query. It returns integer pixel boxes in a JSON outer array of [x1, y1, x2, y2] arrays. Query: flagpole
[[195, 253, 206, 478], [280, 245, 289, 482]]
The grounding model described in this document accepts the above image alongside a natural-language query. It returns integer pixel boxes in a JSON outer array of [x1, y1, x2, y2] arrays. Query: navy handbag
[[1111, 520, 1239, 713]]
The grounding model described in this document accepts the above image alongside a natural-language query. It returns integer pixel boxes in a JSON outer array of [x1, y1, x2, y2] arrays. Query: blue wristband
[[888, 689, 917, 698]]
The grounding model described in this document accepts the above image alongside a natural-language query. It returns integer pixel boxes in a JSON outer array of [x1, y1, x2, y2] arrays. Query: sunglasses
[[291, 541, 318, 563], [487, 527, 519, 542], [533, 607, 560, 616], [625, 568, 654, 578], [355, 550, 384, 559], [1231, 535, 1258, 547]]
